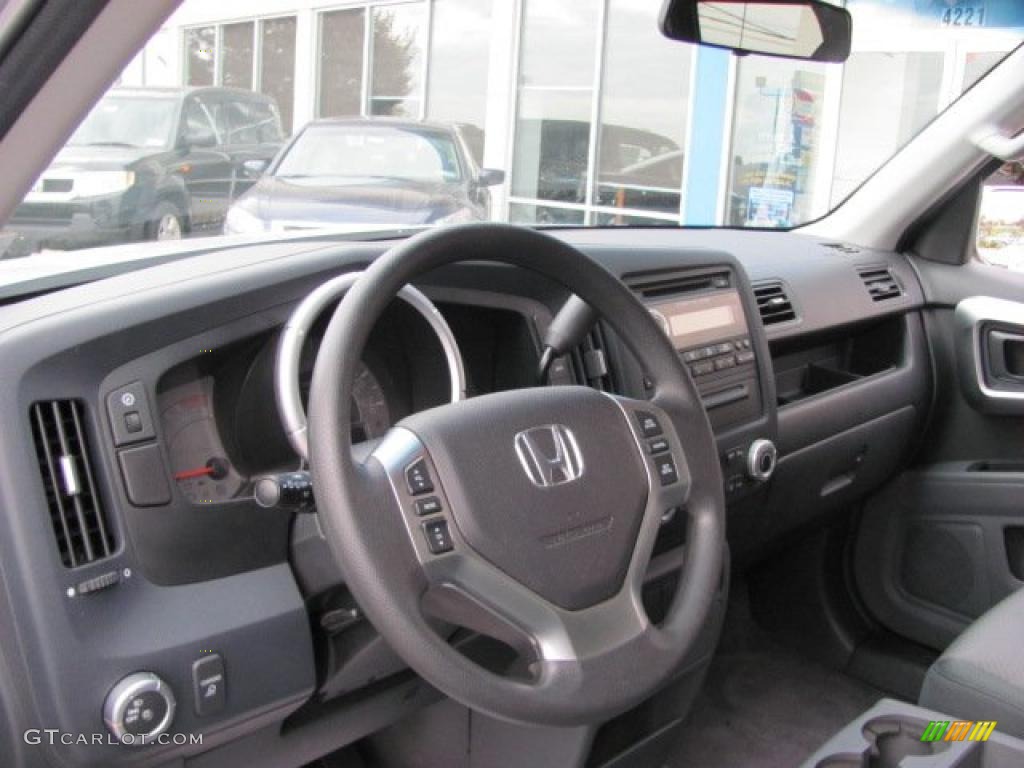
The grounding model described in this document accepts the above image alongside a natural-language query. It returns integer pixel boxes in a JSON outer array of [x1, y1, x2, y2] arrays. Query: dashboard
[[0, 228, 930, 768]]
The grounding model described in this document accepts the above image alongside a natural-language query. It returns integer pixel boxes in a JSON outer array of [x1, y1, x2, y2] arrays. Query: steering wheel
[[307, 223, 725, 726]]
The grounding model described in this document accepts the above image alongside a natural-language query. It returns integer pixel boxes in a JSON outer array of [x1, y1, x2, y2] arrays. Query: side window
[[977, 163, 1024, 270], [181, 98, 219, 147]]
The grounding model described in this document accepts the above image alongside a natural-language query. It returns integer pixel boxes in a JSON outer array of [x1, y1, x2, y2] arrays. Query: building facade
[[119, 0, 1024, 228]]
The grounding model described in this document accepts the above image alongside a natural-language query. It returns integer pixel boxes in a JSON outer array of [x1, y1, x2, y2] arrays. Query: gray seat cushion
[[919, 587, 1024, 739]]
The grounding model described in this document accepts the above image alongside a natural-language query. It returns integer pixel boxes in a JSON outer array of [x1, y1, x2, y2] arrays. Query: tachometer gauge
[[159, 377, 248, 504]]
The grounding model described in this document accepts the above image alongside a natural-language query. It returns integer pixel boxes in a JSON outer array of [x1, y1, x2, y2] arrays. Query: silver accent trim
[[513, 424, 584, 487], [746, 439, 777, 482], [955, 296, 1024, 410], [276, 271, 467, 460], [102, 672, 176, 743], [369, 396, 690, 664]]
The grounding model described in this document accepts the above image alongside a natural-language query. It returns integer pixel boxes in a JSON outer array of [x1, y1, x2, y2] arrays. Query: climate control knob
[[103, 672, 176, 743], [746, 439, 777, 482]]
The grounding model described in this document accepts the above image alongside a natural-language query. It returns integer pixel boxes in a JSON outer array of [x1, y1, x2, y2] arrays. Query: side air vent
[[30, 401, 114, 567], [859, 267, 903, 302], [753, 281, 797, 326], [572, 324, 618, 392]]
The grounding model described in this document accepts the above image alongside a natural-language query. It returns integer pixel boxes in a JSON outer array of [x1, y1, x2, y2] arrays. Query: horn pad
[[397, 387, 649, 610]]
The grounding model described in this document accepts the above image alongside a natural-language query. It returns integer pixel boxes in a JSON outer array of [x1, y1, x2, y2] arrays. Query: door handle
[[988, 330, 1024, 381], [955, 296, 1024, 414]]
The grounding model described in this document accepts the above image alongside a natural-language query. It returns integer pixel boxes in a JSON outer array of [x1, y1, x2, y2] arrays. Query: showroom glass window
[[509, 0, 693, 225], [183, 18, 296, 134], [426, 0, 495, 166], [318, 2, 427, 120], [725, 57, 827, 228]]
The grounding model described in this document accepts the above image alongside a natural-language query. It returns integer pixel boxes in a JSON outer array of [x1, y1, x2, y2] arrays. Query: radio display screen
[[649, 290, 748, 350]]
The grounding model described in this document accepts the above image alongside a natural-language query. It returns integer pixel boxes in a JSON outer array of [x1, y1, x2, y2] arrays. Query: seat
[[919, 587, 1024, 739]]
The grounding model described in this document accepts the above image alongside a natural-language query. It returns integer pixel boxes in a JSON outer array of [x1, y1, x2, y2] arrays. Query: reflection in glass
[[185, 26, 215, 87], [261, 17, 296, 133], [221, 22, 254, 90], [370, 4, 426, 118], [831, 52, 942, 205], [596, 0, 691, 216], [319, 9, 366, 118], [427, 0, 494, 165], [726, 57, 826, 228]]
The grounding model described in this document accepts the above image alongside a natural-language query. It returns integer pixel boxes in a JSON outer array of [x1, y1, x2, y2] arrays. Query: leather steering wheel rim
[[307, 223, 725, 726]]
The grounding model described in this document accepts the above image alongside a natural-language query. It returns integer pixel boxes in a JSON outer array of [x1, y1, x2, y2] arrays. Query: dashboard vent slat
[[753, 281, 796, 326], [859, 267, 903, 302], [30, 400, 114, 568]]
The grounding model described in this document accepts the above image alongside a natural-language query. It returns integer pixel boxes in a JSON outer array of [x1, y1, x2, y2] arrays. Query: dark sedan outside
[[222, 119, 504, 235]]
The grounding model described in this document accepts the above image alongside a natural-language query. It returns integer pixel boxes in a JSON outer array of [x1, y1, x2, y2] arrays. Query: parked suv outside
[[2, 86, 284, 257]]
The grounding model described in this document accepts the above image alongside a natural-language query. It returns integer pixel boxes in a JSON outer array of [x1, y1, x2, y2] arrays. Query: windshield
[[275, 124, 463, 183], [67, 96, 178, 149], [1, 0, 1022, 265]]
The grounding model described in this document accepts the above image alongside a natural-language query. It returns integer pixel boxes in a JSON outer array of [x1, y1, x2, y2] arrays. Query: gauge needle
[[174, 466, 216, 481]]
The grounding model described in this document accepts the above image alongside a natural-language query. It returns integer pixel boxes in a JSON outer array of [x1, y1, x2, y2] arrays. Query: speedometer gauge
[[159, 377, 248, 504], [351, 362, 390, 442]]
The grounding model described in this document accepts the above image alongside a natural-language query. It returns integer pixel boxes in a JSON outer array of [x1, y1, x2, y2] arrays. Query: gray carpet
[[666, 642, 882, 768]]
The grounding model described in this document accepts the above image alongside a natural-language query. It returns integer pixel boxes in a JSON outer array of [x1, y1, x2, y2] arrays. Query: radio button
[[691, 361, 715, 376], [737, 350, 756, 364], [714, 356, 737, 371]]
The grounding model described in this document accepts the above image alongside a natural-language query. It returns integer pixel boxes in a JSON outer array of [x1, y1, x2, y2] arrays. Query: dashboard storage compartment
[[801, 699, 1024, 768], [775, 316, 905, 405]]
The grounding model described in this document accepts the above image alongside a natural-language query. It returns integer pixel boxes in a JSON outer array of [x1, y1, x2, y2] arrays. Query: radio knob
[[747, 439, 777, 482], [103, 672, 176, 743]]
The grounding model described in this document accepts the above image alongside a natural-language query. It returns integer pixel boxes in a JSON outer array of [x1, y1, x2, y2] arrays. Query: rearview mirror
[[660, 0, 852, 63]]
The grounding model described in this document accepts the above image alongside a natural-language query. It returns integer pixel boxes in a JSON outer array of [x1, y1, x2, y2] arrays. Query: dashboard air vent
[[572, 324, 617, 392], [29, 400, 114, 567], [859, 267, 903, 302], [625, 270, 730, 300], [753, 281, 796, 326]]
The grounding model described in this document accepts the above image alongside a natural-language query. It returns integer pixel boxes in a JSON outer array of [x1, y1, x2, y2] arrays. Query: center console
[[802, 699, 1024, 768], [624, 266, 777, 501]]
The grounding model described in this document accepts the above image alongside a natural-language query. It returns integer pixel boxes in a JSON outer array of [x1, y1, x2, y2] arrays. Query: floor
[[666, 590, 883, 768]]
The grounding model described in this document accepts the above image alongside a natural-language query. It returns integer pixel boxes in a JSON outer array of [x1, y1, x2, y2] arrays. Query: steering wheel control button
[[107, 382, 156, 446], [414, 496, 443, 516], [405, 458, 434, 495], [648, 437, 670, 455], [422, 519, 454, 554], [635, 411, 662, 438], [103, 672, 176, 742], [654, 454, 679, 486], [192, 654, 226, 716]]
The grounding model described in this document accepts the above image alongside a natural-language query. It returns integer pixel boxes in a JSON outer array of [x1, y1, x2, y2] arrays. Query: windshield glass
[[1, 0, 1022, 266], [67, 96, 179, 149], [276, 124, 463, 182]]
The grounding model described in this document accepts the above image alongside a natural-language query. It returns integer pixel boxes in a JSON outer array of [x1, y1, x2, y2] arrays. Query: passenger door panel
[[854, 261, 1024, 652]]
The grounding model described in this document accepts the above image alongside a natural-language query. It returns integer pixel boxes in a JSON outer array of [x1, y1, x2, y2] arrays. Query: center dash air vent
[[753, 281, 797, 326], [625, 269, 730, 300], [30, 400, 114, 567], [859, 267, 903, 302]]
